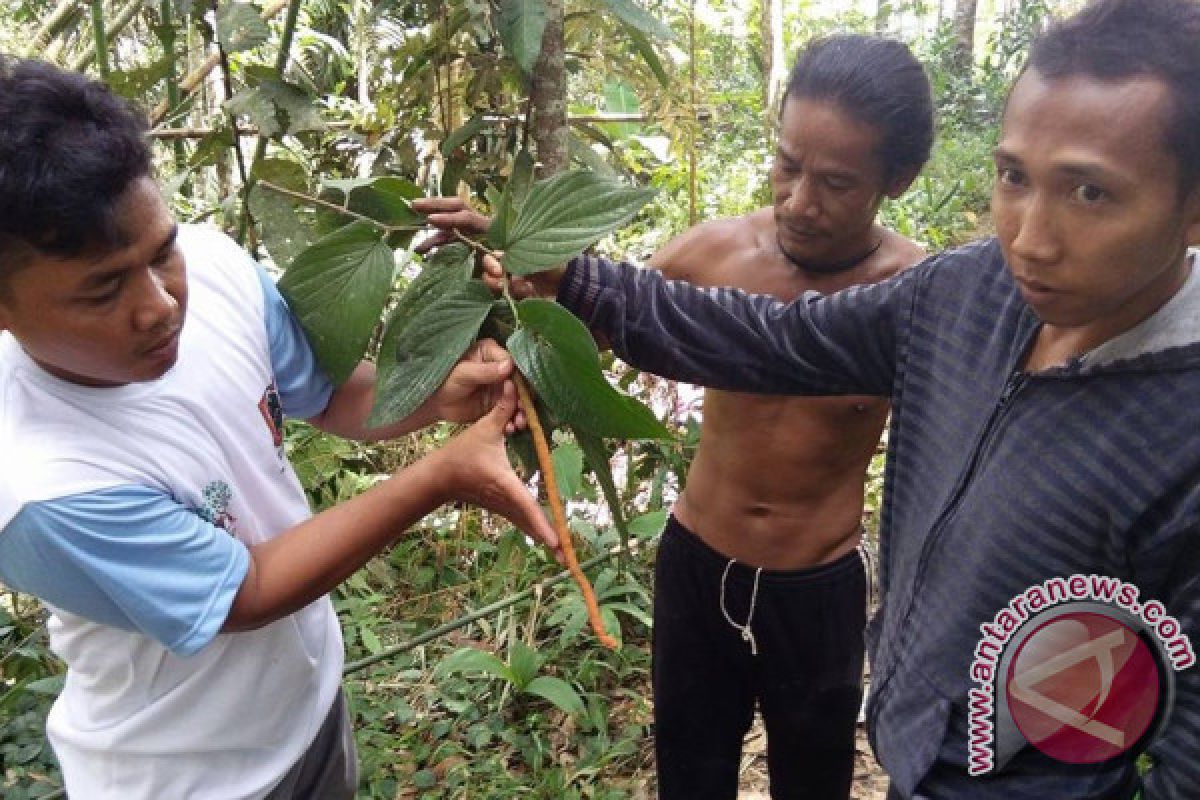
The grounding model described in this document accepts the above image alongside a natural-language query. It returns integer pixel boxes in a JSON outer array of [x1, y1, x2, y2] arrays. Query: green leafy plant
[[264, 155, 670, 647], [435, 642, 585, 717]]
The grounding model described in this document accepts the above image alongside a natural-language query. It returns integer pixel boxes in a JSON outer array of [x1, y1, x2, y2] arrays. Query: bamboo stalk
[[25, 0, 80, 58], [70, 0, 142, 72], [157, 0, 185, 175], [88, 0, 108, 79]]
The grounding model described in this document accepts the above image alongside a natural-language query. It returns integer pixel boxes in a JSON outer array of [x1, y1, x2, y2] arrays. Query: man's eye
[[1072, 184, 1109, 205], [82, 282, 121, 305], [85, 291, 119, 306], [997, 167, 1024, 186], [825, 177, 853, 191]]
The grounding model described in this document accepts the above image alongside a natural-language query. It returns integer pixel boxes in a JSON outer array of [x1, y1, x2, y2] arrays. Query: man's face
[[993, 70, 1200, 342], [770, 97, 895, 267], [0, 176, 187, 387]]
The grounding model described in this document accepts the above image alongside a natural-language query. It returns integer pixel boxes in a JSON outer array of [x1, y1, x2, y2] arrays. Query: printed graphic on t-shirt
[[259, 382, 284, 448], [196, 480, 238, 534]]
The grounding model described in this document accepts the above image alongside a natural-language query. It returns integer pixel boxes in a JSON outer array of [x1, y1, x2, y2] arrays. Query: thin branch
[[209, 1, 250, 202], [450, 228, 493, 258], [256, 180, 425, 235]]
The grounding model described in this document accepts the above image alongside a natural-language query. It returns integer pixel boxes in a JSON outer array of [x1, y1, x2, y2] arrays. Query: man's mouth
[[144, 327, 182, 356]]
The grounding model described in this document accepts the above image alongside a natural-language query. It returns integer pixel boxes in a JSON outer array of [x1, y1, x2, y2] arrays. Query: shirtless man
[[641, 36, 933, 800], [415, 34, 933, 799]]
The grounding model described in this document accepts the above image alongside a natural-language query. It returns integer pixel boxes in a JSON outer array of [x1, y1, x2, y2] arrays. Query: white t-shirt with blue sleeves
[[0, 225, 343, 799], [0, 260, 330, 656]]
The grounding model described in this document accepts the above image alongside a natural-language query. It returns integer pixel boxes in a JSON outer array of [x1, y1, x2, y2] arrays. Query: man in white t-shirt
[[0, 58, 559, 799]]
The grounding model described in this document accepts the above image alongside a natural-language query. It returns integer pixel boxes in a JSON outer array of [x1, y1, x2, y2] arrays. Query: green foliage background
[[0, 0, 1057, 796]]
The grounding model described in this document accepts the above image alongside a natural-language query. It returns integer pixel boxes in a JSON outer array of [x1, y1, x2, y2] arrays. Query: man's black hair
[[1026, 0, 1200, 194], [783, 34, 934, 186], [0, 57, 151, 286]]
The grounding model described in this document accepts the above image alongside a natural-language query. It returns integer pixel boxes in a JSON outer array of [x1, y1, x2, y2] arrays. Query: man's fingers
[[452, 360, 513, 398], [511, 486, 561, 553], [485, 380, 519, 428], [413, 231, 454, 255], [473, 338, 511, 365], [411, 196, 469, 214]]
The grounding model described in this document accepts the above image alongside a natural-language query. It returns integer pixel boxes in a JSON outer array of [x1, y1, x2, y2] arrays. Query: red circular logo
[[1006, 612, 1160, 764]]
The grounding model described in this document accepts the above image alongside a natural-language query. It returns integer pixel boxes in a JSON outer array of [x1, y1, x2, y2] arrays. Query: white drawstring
[[720, 559, 764, 655]]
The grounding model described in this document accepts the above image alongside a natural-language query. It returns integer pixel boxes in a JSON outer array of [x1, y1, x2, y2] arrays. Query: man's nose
[[132, 268, 179, 332], [784, 176, 820, 219]]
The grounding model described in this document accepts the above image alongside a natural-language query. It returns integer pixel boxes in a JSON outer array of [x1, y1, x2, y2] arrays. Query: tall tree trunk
[[953, 0, 979, 69], [531, 0, 567, 176], [761, 0, 786, 146]]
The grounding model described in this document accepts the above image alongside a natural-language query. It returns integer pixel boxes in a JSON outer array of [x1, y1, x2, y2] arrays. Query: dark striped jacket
[[559, 238, 1200, 799]]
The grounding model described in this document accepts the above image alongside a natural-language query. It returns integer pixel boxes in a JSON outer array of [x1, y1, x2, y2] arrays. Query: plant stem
[[256, 180, 425, 235], [341, 543, 634, 675], [513, 372, 618, 649]]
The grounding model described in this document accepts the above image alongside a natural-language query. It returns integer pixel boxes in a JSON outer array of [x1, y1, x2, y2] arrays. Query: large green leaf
[[552, 440, 585, 501], [507, 642, 542, 690], [107, 55, 174, 99], [216, 2, 270, 53], [497, 0, 548, 74], [376, 244, 474, 369], [319, 176, 424, 248], [249, 158, 313, 267], [441, 113, 488, 156], [596, 0, 676, 41], [577, 430, 634, 540], [435, 647, 514, 684], [486, 149, 536, 250], [224, 80, 324, 137], [508, 299, 670, 439], [368, 281, 494, 428], [278, 221, 395, 384], [499, 171, 656, 275], [249, 183, 314, 267], [524, 675, 585, 716]]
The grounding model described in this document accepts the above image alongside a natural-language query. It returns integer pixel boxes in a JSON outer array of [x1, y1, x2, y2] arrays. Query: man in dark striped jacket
[[505, 0, 1200, 796]]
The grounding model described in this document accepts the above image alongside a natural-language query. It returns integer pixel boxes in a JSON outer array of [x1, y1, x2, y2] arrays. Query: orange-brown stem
[[513, 372, 618, 650]]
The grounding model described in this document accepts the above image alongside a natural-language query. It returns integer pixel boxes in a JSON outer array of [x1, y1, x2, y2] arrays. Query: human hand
[[480, 253, 564, 300], [434, 381, 562, 560], [426, 339, 526, 430], [412, 196, 492, 255]]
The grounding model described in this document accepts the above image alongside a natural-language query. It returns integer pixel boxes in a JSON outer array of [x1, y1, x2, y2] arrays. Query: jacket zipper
[[868, 368, 1029, 725]]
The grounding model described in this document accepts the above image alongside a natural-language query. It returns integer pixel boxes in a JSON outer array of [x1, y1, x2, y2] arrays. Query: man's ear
[[884, 165, 921, 200]]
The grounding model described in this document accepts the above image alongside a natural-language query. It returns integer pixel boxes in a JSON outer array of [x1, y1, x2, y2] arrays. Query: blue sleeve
[[0, 487, 250, 657], [254, 263, 335, 418]]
